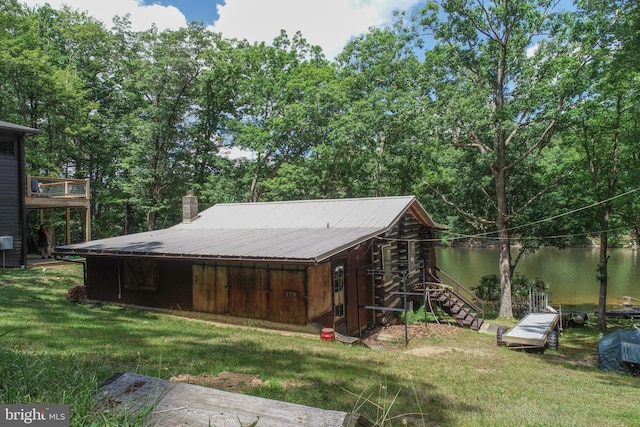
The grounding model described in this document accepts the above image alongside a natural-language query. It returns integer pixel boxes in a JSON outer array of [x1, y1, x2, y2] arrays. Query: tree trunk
[[496, 168, 513, 319], [147, 210, 156, 232], [596, 213, 610, 331]]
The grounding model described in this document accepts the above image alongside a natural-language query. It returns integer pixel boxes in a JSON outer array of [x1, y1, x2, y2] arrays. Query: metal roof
[[0, 120, 39, 135], [174, 196, 424, 230], [56, 196, 441, 263]]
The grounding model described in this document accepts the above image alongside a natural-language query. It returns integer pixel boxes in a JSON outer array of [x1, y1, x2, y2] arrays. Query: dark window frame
[[123, 259, 159, 293], [0, 138, 15, 157]]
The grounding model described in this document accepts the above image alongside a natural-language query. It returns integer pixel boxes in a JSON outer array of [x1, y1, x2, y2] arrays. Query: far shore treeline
[[3, 0, 639, 323]]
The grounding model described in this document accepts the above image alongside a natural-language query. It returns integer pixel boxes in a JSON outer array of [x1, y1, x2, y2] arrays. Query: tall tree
[[332, 27, 431, 198], [563, 0, 640, 330], [188, 34, 239, 190], [230, 31, 329, 202], [116, 24, 209, 230], [409, 0, 576, 318]]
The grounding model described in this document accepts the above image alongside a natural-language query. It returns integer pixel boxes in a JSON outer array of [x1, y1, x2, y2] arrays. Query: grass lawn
[[0, 263, 638, 426]]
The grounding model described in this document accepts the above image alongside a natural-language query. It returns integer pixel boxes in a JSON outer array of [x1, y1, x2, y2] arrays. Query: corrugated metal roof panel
[[56, 196, 443, 262], [56, 227, 381, 262], [173, 196, 419, 230]]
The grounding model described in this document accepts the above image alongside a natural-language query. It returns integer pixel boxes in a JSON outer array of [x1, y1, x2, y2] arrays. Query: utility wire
[[379, 187, 640, 243], [440, 186, 640, 241]]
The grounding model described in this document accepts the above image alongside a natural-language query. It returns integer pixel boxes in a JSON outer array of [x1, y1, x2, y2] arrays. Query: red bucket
[[321, 328, 335, 342]]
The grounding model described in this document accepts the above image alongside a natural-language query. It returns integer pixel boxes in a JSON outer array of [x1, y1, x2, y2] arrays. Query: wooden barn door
[[192, 265, 228, 314], [269, 270, 306, 324], [228, 267, 269, 320]]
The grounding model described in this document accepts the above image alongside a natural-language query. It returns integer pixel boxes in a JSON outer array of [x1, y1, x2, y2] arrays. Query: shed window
[[0, 139, 14, 156], [123, 259, 159, 292], [333, 264, 345, 320], [381, 244, 393, 284], [407, 240, 416, 268]]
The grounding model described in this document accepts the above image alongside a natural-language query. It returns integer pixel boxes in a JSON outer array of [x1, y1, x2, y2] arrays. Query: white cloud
[[20, 0, 421, 58], [219, 146, 255, 161], [211, 0, 421, 59], [21, 0, 187, 32]]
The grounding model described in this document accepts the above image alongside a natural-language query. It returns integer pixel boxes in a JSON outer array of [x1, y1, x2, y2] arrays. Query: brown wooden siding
[[306, 262, 332, 321], [192, 263, 307, 324], [83, 210, 436, 332], [228, 265, 269, 319], [345, 243, 373, 335], [193, 265, 228, 313], [86, 257, 193, 310], [268, 269, 306, 324]]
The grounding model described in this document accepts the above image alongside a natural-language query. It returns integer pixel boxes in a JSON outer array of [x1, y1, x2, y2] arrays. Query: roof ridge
[[215, 195, 415, 207]]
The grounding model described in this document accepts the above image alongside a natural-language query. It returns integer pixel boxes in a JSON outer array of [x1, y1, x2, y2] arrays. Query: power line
[[379, 187, 640, 243], [442, 225, 632, 242], [440, 186, 640, 241]]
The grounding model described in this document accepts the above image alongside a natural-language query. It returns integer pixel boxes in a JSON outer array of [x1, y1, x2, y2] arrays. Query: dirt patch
[[170, 371, 265, 391], [360, 323, 496, 357], [361, 323, 464, 347]]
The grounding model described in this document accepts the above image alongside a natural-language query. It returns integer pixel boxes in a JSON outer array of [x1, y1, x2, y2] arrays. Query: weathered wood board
[[97, 372, 371, 426]]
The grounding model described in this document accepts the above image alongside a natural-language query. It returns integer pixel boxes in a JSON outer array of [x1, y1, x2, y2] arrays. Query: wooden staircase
[[427, 287, 484, 330], [423, 267, 486, 331]]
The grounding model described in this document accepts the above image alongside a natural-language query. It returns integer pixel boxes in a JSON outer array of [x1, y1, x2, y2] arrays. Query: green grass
[[1, 264, 638, 426]]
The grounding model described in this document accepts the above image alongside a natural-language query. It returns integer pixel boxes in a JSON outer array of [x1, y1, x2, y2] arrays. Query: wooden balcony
[[25, 175, 90, 209], [25, 175, 91, 243]]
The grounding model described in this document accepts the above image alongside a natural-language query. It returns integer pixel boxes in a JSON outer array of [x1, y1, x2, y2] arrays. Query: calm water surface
[[435, 247, 640, 310]]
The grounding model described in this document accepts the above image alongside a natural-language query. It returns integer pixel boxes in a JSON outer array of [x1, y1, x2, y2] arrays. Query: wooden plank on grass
[[97, 372, 372, 427]]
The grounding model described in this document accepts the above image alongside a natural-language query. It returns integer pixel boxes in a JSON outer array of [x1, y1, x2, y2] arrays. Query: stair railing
[[433, 267, 485, 320]]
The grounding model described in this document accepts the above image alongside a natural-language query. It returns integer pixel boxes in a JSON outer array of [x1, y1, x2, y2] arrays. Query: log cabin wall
[[371, 212, 436, 325]]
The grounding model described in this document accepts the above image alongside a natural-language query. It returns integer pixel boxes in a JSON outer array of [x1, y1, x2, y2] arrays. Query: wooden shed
[[0, 121, 38, 267], [55, 195, 445, 336]]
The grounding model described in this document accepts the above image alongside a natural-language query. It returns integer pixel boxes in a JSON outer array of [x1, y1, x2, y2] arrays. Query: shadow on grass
[[525, 321, 640, 388], [0, 270, 484, 426]]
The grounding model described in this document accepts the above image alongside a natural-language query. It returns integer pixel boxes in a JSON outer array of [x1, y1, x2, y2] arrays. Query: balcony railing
[[27, 175, 90, 200]]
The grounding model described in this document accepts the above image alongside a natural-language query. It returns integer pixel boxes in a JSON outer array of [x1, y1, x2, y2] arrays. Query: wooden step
[[470, 318, 484, 330], [455, 309, 469, 320], [442, 300, 455, 309], [461, 314, 475, 327], [450, 304, 462, 314]]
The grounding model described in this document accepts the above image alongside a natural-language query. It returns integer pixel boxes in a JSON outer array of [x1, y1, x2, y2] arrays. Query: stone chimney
[[182, 191, 198, 223]]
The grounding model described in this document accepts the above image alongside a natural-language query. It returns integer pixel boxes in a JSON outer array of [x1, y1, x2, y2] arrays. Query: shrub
[[473, 273, 548, 302], [399, 306, 438, 324]]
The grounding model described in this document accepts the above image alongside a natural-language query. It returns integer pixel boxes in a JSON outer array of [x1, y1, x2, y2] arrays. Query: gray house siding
[[0, 135, 21, 267]]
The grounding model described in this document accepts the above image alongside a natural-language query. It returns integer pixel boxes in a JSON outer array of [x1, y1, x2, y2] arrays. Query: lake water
[[435, 247, 640, 311]]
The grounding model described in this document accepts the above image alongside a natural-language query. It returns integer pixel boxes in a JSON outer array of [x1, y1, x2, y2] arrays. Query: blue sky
[[21, 0, 422, 59], [147, 0, 221, 26]]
